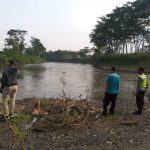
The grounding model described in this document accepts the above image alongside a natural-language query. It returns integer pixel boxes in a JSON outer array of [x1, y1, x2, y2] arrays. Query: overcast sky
[[0, 0, 135, 51]]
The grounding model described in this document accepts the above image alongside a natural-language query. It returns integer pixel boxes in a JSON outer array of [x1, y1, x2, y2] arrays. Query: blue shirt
[[106, 73, 120, 94]]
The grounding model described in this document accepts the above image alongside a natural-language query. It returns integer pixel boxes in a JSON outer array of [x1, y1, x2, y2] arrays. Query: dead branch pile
[[16, 98, 102, 131]]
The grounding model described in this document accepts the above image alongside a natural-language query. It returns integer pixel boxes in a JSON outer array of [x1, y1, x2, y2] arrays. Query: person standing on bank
[[102, 67, 120, 116], [1, 59, 20, 119], [133, 67, 148, 115]]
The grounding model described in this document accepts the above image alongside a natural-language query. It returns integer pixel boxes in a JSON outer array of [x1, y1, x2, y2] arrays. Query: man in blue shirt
[[102, 67, 120, 116]]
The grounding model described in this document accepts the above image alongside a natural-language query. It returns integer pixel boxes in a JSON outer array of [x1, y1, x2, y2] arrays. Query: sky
[[0, 0, 135, 51]]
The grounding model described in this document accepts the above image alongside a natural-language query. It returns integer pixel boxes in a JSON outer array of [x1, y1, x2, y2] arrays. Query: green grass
[[0, 54, 45, 67], [92, 53, 150, 66], [12, 112, 30, 123], [11, 112, 31, 141]]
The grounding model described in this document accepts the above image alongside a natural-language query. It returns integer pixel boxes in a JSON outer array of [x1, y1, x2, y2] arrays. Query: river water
[[13, 62, 145, 102]]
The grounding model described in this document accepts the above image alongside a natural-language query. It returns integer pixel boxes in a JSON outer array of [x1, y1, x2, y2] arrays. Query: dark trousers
[[102, 93, 117, 115], [136, 91, 145, 113]]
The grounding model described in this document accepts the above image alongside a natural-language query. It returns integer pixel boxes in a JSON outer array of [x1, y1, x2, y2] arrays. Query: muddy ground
[[0, 97, 150, 150]]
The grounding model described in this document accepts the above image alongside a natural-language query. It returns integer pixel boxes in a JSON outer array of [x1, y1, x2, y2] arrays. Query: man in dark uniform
[[1, 59, 20, 119], [133, 67, 148, 115]]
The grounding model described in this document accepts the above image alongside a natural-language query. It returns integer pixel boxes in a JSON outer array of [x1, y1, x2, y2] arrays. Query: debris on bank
[[1, 97, 150, 150], [16, 97, 102, 132]]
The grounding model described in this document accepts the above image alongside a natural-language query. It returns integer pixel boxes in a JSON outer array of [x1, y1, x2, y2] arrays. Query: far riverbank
[[95, 65, 150, 73]]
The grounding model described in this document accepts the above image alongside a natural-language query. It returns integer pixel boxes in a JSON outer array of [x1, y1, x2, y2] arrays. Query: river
[[12, 62, 144, 102]]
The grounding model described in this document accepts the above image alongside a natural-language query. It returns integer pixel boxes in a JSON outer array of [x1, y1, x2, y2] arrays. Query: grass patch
[[92, 53, 150, 66]]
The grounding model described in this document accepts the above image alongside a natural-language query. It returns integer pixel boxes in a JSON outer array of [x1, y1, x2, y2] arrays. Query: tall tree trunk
[[123, 44, 125, 54], [126, 43, 128, 54]]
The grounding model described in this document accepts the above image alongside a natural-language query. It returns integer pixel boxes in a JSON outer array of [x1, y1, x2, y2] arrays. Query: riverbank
[[96, 65, 150, 73], [44, 53, 150, 72], [0, 97, 150, 150], [92, 53, 150, 66], [0, 54, 45, 69]]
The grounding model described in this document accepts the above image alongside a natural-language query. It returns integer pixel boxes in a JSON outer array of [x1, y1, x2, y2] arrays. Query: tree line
[[42, 47, 93, 62], [3, 29, 46, 56], [0, 29, 46, 66], [0, 29, 93, 65], [90, 0, 150, 55]]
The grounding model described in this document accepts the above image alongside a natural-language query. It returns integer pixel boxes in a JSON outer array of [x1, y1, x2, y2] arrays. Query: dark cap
[[138, 67, 144, 73], [111, 67, 116, 72], [8, 59, 15, 66]]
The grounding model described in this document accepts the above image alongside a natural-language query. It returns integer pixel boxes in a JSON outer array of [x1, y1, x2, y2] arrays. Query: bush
[[92, 53, 150, 66], [0, 53, 44, 67]]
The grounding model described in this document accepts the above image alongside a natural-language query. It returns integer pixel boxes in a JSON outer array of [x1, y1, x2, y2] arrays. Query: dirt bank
[[0, 97, 150, 150], [95, 65, 150, 73]]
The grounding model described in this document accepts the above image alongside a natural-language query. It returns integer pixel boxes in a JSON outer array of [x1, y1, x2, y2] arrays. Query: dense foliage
[[0, 29, 46, 66], [43, 47, 92, 63], [92, 52, 150, 65], [90, 0, 150, 54]]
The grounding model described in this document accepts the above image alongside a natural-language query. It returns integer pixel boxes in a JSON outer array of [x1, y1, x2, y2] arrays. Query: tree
[[43, 50, 80, 61], [24, 47, 34, 55], [90, 0, 150, 54], [4, 29, 27, 54], [30, 37, 46, 56], [79, 47, 90, 58]]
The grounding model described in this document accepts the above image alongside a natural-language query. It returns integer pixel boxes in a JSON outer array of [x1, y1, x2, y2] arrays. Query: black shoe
[[102, 111, 107, 116], [132, 111, 142, 115]]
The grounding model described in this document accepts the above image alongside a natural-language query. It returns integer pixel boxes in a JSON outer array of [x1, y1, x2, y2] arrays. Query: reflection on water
[[17, 62, 149, 101], [18, 63, 96, 100]]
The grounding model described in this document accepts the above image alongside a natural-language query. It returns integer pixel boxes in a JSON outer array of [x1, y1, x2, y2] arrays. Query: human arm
[[105, 76, 109, 93], [1, 71, 7, 89], [146, 80, 148, 90], [117, 76, 120, 91], [105, 81, 108, 93], [136, 77, 141, 95]]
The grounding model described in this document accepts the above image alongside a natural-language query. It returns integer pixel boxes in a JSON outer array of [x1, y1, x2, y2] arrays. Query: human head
[[137, 67, 144, 74], [8, 59, 15, 67], [110, 67, 116, 73]]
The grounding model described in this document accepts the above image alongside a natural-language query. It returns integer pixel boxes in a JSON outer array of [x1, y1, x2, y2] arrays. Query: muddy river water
[[13, 62, 149, 102]]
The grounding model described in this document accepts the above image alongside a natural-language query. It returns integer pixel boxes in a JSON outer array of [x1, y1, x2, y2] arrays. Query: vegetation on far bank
[[0, 53, 44, 68], [0, 29, 46, 68], [90, 0, 149, 55], [89, 0, 150, 66], [42, 0, 150, 66], [92, 53, 150, 66], [0, 29, 92, 66], [42, 48, 92, 64]]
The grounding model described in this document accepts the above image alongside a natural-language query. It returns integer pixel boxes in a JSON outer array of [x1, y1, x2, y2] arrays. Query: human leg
[[135, 92, 144, 114], [141, 91, 145, 110], [102, 93, 110, 116], [10, 85, 18, 115], [2, 87, 10, 116], [109, 94, 117, 115]]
